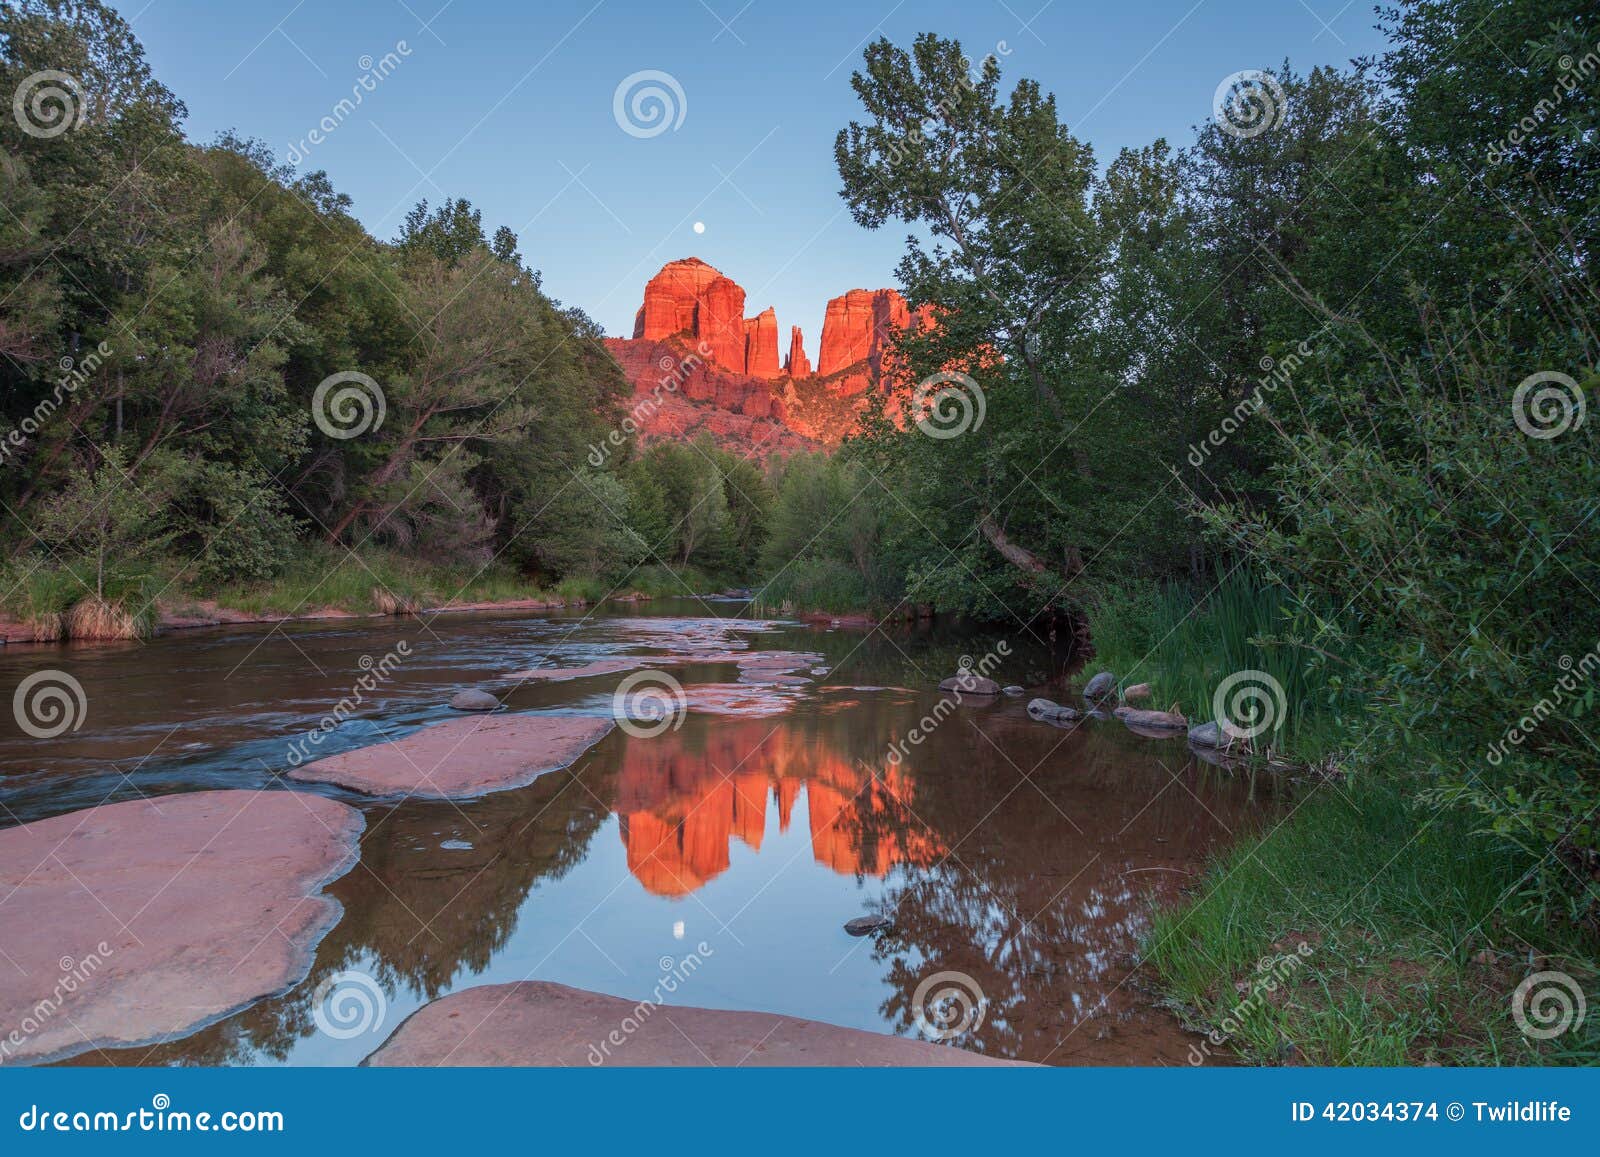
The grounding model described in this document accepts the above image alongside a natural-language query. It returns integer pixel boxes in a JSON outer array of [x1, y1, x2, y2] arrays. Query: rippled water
[[0, 598, 1283, 1065]]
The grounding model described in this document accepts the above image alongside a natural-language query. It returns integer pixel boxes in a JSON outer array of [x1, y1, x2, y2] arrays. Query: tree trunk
[[977, 513, 1079, 586]]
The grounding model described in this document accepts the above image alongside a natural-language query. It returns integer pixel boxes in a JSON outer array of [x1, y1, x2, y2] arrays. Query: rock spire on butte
[[610, 257, 935, 451]]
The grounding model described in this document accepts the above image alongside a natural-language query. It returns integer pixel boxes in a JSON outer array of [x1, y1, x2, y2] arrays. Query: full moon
[[693, 221, 706, 234]]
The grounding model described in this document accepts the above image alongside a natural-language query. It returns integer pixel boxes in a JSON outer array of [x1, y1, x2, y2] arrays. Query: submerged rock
[[1083, 671, 1118, 701], [289, 713, 613, 799], [449, 688, 500, 711], [1027, 697, 1081, 723], [0, 790, 362, 1066], [939, 672, 1000, 696], [1187, 721, 1232, 748], [363, 982, 1031, 1067], [844, 914, 892, 936], [1002, 685, 1025, 696]]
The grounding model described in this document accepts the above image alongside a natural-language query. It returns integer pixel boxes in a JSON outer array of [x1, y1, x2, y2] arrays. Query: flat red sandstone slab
[[506, 658, 644, 681], [0, 790, 362, 1066], [289, 713, 613, 799], [363, 981, 1030, 1067]]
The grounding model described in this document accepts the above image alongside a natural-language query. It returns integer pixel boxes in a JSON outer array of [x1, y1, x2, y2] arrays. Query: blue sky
[[125, 0, 1387, 348]]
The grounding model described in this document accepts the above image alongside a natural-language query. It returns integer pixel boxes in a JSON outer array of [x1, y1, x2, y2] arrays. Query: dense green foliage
[[0, 0, 750, 635], [833, 0, 1599, 929]]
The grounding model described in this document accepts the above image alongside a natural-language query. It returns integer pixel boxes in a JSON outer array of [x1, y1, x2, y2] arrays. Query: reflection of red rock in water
[[614, 725, 941, 897], [611, 258, 942, 453]]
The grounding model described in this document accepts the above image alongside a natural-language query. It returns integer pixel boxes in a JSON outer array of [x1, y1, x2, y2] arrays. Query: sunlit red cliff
[[604, 257, 938, 453]]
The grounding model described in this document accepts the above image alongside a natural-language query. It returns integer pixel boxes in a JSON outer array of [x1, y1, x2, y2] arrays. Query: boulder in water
[[939, 672, 1000, 696], [1083, 671, 1117, 701], [1027, 698, 1081, 723], [449, 688, 500, 711]]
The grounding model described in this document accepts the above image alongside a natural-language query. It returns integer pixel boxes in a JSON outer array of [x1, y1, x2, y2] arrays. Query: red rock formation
[[633, 257, 748, 373], [817, 288, 911, 377], [785, 325, 811, 377], [743, 307, 780, 377], [616, 259, 942, 453]]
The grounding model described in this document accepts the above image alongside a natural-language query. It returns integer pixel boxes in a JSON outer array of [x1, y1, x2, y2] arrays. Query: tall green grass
[[752, 558, 883, 617], [1083, 572, 1349, 753], [1146, 780, 1599, 1065]]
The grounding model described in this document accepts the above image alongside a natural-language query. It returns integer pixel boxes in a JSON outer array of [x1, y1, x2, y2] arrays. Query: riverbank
[[1081, 578, 1598, 1065], [0, 548, 741, 644], [1145, 781, 1599, 1065]]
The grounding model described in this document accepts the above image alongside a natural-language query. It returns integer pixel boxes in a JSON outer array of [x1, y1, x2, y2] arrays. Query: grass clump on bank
[[1146, 781, 1599, 1065], [1083, 572, 1349, 755], [189, 543, 552, 618]]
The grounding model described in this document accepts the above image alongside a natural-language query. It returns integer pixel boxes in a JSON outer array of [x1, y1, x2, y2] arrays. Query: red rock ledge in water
[[289, 713, 613, 799], [0, 790, 362, 1066], [362, 981, 1030, 1067]]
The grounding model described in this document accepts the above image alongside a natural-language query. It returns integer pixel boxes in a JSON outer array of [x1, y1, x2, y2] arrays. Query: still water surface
[[0, 599, 1282, 1065]]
